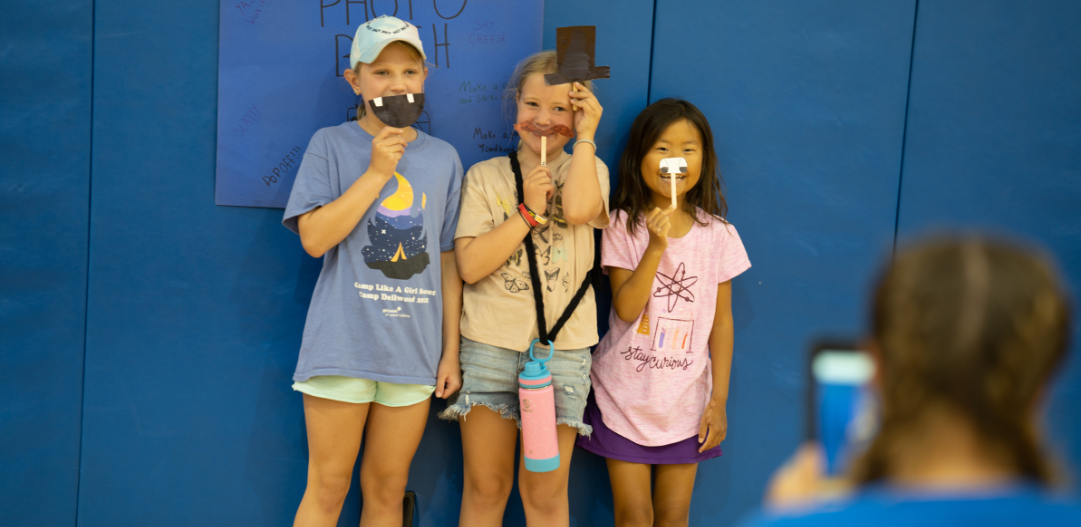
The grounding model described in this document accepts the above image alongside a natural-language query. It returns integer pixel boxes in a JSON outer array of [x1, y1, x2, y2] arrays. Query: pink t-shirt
[[591, 209, 751, 446]]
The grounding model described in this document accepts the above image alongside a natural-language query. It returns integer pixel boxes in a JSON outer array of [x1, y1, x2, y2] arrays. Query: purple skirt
[[575, 391, 722, 465]]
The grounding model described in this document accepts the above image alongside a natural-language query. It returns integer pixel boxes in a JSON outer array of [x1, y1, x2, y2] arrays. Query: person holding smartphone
[[740, 237, 1081, 526]]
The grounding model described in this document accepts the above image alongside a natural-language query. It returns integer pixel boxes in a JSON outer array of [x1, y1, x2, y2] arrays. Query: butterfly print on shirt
[[502, 272, 529, 293], [545, 268, 561, 292]]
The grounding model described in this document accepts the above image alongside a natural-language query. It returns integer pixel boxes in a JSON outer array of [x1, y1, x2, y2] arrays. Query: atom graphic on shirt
[[654, 262, 697, 311]]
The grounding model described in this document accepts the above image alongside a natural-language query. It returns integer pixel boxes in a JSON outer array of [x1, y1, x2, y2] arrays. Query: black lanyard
[[508, 150, 601, 346]]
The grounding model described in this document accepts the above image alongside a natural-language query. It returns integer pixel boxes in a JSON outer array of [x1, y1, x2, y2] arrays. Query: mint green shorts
[[292, 375, 435, 407]]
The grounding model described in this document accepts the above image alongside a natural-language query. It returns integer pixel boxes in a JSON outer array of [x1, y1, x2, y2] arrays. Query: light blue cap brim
[[350, 16, 427, 69]]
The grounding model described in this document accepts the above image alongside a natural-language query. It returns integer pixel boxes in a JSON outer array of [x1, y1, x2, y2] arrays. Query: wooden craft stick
[[541, 135, 547, 166], [671, 170, 677, 209]]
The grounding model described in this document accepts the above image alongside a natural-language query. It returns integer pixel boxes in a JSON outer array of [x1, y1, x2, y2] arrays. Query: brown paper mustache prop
[[514, 122, 575, 138]]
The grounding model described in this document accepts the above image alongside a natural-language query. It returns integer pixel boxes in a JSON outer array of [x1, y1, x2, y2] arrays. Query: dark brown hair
[[854, 238, 1071, 485], [610, 98, 727, 234]]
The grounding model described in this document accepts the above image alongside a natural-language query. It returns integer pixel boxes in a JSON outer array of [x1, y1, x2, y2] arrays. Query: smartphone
[[807, 342, 879, 476]]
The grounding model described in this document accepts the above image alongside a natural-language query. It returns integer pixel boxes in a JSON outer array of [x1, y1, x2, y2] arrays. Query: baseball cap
[[350, 16, 427, 69]]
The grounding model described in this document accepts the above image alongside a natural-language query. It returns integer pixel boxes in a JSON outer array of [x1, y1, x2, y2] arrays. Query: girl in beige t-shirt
[[439, 50, 610, 525]]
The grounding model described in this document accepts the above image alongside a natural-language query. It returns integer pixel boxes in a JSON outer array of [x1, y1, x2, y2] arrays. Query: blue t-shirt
[[284, 121, 462, 385], [737, 485, 1081, 527]]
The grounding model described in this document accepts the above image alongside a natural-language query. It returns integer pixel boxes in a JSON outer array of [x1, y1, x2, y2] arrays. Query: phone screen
[[811, 348, 878, 475]]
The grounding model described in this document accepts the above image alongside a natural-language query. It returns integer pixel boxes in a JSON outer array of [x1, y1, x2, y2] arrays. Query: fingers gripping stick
[[660, 157, 688, 209]]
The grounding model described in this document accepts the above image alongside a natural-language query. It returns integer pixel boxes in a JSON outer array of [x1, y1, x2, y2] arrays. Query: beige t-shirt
[[456, 150, 611, 351]]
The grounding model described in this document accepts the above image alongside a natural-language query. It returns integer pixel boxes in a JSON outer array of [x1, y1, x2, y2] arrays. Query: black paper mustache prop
[[367, 93, 425, 128]]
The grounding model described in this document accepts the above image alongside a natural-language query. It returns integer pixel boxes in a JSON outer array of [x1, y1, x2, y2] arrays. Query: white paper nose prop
[[659, 157, 687, 175], [659, 157, 687, 208]]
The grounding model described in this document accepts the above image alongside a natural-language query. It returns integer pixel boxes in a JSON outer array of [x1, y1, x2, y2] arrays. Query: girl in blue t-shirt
[[282, 16, 463, 526]]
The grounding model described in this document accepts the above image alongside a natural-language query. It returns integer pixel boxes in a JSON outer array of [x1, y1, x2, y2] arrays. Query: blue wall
[[0, 1, 92, 526], [896, 0, 1081, 475], [1, 1, 1079, 526]]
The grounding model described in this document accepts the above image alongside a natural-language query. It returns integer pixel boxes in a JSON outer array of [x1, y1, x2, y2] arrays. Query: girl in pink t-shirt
[[576, 98, 751, 524]]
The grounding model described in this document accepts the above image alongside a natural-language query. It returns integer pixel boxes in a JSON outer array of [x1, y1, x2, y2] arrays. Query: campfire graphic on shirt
[[362, 173, 430, 280]]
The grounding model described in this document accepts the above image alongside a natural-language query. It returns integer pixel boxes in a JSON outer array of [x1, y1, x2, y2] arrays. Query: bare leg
[[651, 463, 697, 527], [358, 399, 431, 527], [518, 424, 579, 527], [606, 458, 654, 527], [294, 394, 370, 527], [458, 407, 520, 527]]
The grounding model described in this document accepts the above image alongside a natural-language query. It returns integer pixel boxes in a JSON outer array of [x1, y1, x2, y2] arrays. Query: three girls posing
[[284, 16, 746, 525]]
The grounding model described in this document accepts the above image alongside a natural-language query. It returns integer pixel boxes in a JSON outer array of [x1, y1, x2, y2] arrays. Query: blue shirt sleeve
[[439, 147, 463, 252], [282, 130, 333, 235]]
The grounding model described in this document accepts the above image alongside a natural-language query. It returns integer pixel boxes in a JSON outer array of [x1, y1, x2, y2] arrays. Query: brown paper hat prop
[[544, 26, 611, 85], [368, 93, 426, 128]]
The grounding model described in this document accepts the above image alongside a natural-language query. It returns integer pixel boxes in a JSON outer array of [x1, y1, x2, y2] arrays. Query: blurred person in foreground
[[740, 237, 1081, 527]]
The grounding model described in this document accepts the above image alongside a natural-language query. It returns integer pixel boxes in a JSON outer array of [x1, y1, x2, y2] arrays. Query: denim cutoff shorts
[[438, 336, 593, 436]]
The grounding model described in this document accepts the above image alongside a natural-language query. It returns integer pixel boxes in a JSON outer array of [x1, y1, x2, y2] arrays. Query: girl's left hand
[[435, 351, 462, 399], [698, 398, 728, 452], [569, 82, 603, 139]]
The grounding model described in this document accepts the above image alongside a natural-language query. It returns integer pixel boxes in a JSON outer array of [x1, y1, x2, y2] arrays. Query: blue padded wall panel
[[80, 1, 313, 524], [0, 2, 92, 525], [650, 1, 916, 524], [896, 1, 1081, 476]]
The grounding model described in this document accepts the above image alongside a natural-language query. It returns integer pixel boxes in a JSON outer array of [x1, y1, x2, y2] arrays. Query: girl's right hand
[[523, 164, 554, 216], [646, 206, 675, 250], [369, 126, 408, 181], [764, 444, 852, 509]]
